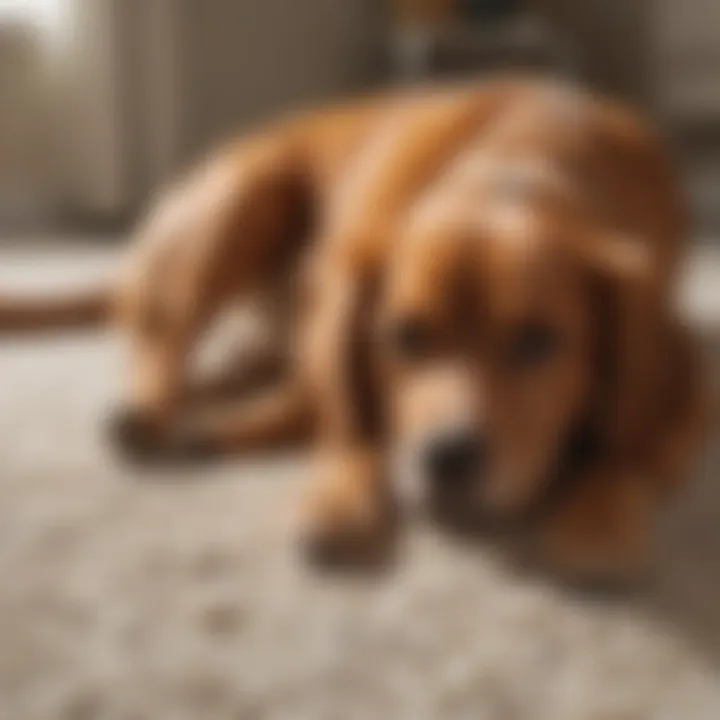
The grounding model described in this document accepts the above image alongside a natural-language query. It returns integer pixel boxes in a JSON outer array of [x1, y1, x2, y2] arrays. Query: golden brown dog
[[0, 77, 707, 578]]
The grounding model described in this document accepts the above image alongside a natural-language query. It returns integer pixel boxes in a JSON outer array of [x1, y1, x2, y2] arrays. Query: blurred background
[[2, 3, 720, 719], [2, 0, 720, 237]]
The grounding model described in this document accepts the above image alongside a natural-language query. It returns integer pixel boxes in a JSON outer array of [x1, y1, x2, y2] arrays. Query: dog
[[0, 77, 707, 578]]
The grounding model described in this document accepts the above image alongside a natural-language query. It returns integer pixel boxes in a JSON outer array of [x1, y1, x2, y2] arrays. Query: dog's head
[[378, 163, 655, 518]]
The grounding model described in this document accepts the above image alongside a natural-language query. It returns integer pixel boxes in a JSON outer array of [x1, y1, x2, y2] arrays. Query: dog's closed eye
[[507, 321, 563, 368]]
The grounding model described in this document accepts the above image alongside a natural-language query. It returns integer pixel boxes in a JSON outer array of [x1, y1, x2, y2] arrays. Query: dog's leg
[[110, 134, 311, 461], [185, 345, 287, 408], [120, 279, 306, 461], [157, 378, 312, 460], [299, 444, 391, 566], [295, 272, 395, 566]]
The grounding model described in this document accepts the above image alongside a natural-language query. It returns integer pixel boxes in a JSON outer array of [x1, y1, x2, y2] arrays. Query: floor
[[0, 242, 718, 720]]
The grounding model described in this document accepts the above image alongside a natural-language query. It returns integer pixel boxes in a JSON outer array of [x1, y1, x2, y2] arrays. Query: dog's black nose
[[423, 429, 484, 485]]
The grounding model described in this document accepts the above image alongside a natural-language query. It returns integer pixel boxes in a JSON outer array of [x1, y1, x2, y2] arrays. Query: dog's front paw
[[107, 410, 220, 467], [297, 449, 395, 569], [159, 426, 222, 465], [107, 409, 165, 465]]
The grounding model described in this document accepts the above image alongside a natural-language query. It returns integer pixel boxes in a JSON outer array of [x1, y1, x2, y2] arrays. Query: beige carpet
[[0, 242, 719, 720]]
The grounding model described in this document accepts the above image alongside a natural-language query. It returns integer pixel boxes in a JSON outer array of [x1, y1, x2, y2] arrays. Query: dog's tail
[[0, 284, 114, 333]]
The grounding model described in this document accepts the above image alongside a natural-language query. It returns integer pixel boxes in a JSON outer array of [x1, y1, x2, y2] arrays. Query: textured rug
[[0, 242, 718, 720]]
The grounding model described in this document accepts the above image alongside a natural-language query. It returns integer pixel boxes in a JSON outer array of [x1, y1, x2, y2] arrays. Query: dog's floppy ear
[[578, 230, 662, 459]]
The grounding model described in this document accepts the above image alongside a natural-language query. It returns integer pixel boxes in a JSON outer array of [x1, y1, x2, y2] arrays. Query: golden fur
[[0, 78, 707, 577]]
